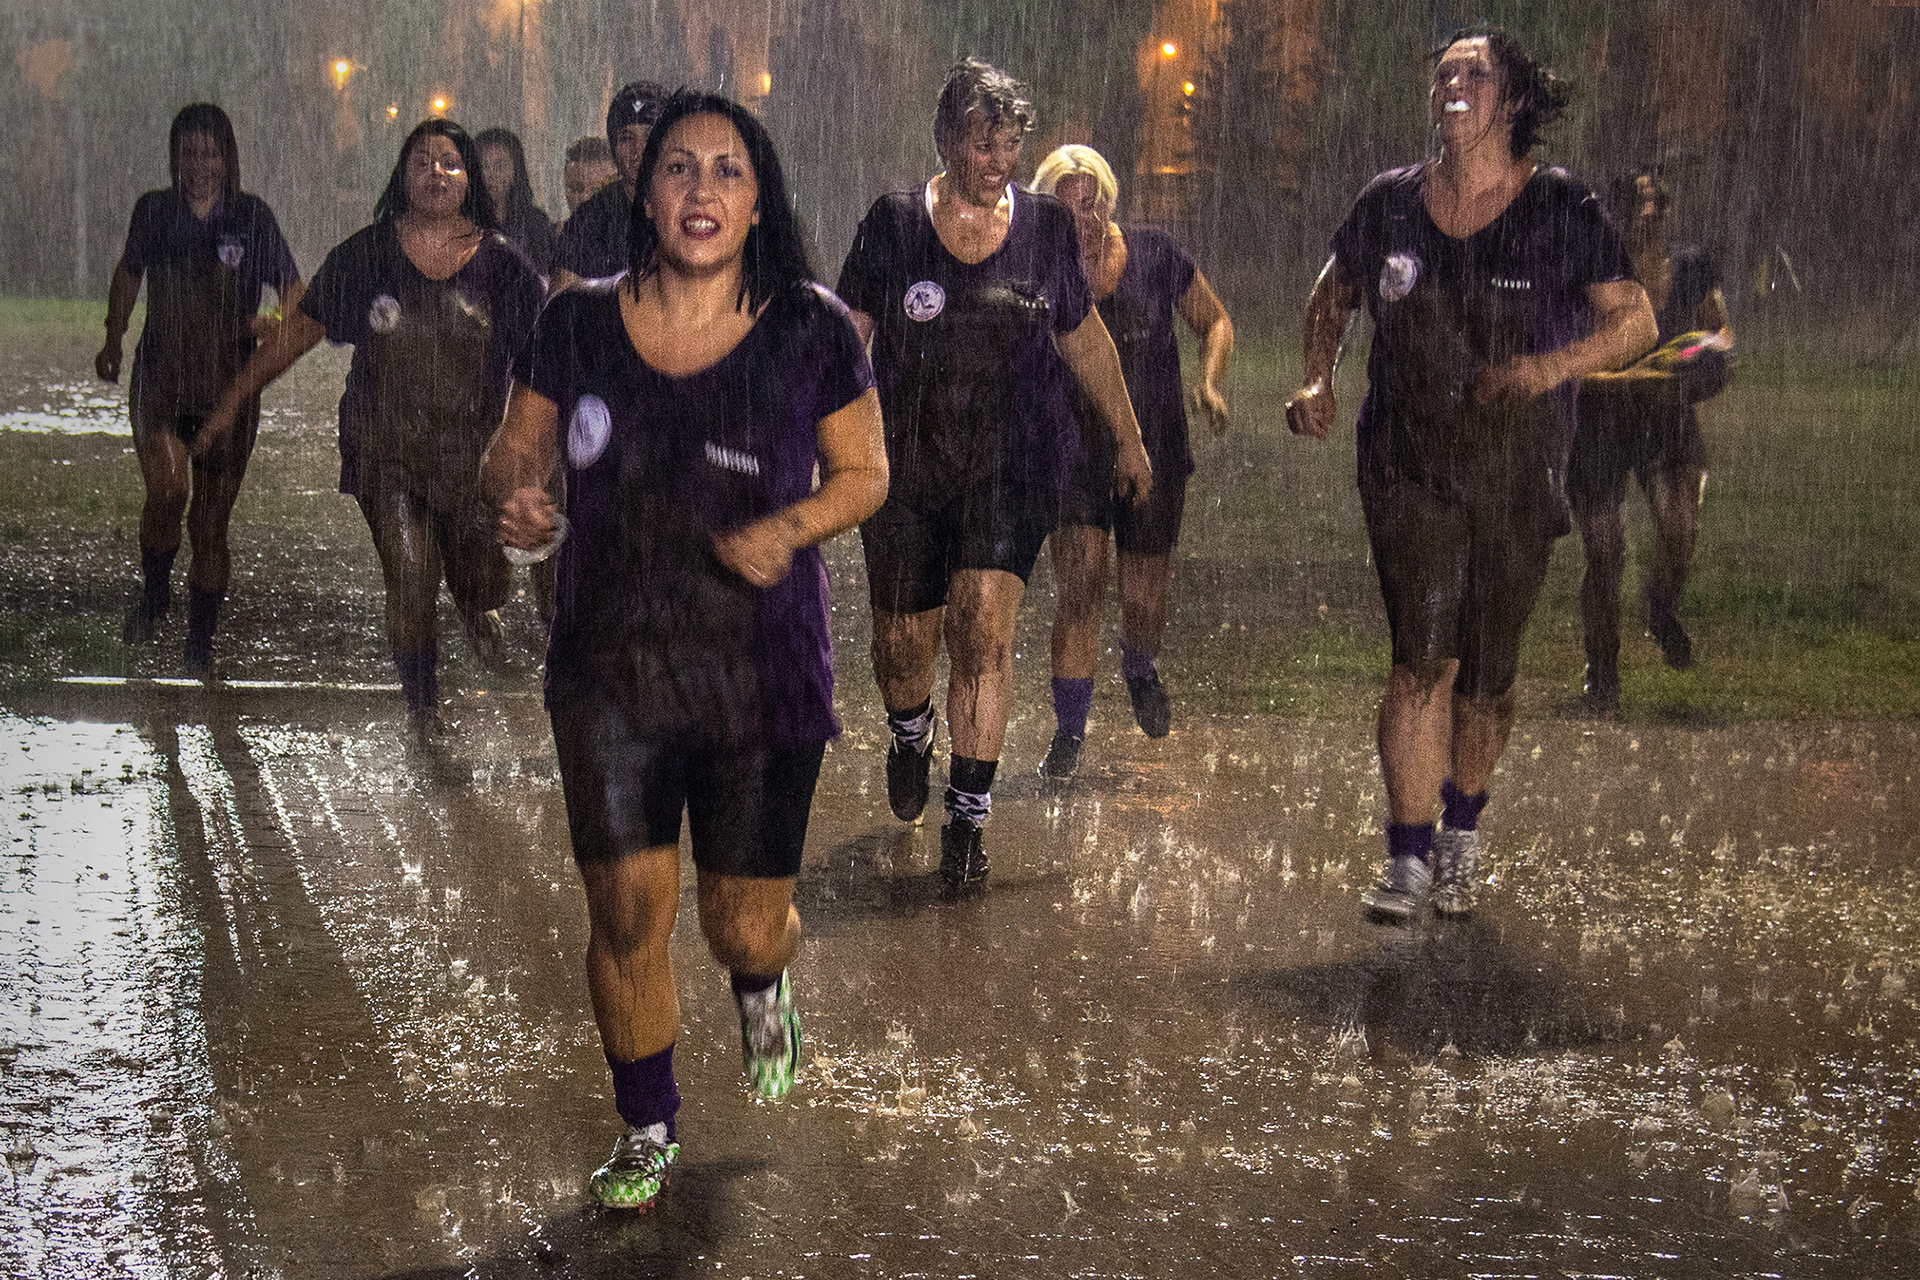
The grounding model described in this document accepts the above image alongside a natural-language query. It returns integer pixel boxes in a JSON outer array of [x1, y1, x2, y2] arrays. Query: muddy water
[[3, 685, 1916, 1278]]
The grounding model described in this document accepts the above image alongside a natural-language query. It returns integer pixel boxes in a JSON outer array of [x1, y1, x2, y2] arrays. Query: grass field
[[1, 298, 1915, 722]]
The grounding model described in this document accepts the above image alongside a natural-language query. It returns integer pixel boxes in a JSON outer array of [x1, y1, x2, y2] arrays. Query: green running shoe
[[737, 971, 802, 1100], [589, 1123, 678, 1211]]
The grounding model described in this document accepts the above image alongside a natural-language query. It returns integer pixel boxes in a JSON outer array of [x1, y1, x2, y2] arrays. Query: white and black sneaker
[[1360, 854, 1431, 926], [1431, 827, 1480, 917]]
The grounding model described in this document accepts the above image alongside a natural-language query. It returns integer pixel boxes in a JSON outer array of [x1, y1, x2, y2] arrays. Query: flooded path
[[3, 681, 1916, 1277]]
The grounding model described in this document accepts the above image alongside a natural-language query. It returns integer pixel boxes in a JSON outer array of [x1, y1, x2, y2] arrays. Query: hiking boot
[[1126, 671, 1172, 738], [589, 1123, 678, 1211], [1431, 827, 1480, 918], [939, 818, 989, 888], [886, 733, 934, 821], [1360, 853, 1431, 926], [1037, 730, 1083, 781], [1646, 595, 1693, 670], [1581, 651, 1620, 715], [737, 971, 801, 1101]]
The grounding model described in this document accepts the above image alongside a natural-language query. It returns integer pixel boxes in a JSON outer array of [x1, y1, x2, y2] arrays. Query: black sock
[[944, 755, 997, 827], [729, 971, 781, 997], [393, 646, 439, 711], [141, 547, 178, 616], [885, 698, 935, 752], [186, 588, 222, 651]]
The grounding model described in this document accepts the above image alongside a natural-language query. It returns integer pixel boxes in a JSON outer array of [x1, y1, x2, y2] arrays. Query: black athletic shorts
[[860, 480, 1057, 614], [1361, 475, 1558, 702], [1057, 465, 1187, 556], [550, 677, 826, 876], [1567, 383, 1707, 514], [131, 387, 260, 475]]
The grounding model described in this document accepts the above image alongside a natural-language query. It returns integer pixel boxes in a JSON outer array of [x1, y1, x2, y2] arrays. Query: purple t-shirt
[[1080, 223, 1198, 480], [836, 186, 1090, 500], [521, 278, 875, 747], [121, 189, 299, 414], [1331, 163, 1631, 494], [301, 221, 545, 495]]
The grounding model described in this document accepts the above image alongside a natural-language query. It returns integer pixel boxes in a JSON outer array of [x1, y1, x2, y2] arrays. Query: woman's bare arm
[[1176, 270, 1234, 431], [481, 381, 563, 550]]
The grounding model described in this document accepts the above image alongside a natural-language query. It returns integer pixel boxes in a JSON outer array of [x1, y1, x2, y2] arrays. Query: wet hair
[[475, 126, 542, 222], [626, 90, 814, 315], [606, 81, 670, 147], [1607, 167, 1670, 225], [1032, 144, 1118, 209], [1432, 24, 1569, 159], [932, 58, 1034, 158], [565, 135, 613, 166], [374, 119, 497, 228], [168, 103, 241, 199]]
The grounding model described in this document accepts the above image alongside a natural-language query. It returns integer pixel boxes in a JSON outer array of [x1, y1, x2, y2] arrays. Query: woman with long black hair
[[203, 119, 546, 732], [96, 103, 301, 677], [476, 126, 560, 276], [483, 91, 886, 1212]]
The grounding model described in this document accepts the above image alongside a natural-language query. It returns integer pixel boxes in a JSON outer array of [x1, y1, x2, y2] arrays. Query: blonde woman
[[1030, 144, 1232, 777]]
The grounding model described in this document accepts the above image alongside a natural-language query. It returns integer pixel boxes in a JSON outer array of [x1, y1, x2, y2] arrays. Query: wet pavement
[[3, 679, 1918, 1278]]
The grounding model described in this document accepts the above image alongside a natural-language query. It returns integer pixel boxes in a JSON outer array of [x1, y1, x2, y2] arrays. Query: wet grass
[[1, 305, 1916, 722]]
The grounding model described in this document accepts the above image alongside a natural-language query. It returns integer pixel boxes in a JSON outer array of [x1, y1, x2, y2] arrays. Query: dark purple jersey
[[1078, 223, 1198, 480], [521, 278, 875, 747], [301, 221, 545, 496], [121, 189, 299, 415], [836, 186, 1090, 500], [556, 181, 633, 280], [1331, 163, 1631, 493]]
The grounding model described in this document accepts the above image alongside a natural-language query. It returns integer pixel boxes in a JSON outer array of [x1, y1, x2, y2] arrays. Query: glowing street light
[[430, 94, 449, 114], [1161, 41, 1178, 58], [1183, 81, 1196, 95], [330, 58, 353, 90]]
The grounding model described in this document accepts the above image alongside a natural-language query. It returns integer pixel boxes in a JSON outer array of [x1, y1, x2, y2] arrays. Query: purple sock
[[1120, 645, 1156, 682], [729, 971, 780, 997], [1051, 677, 1093, 739], [393, 646, 438, 711], [1387, 821, 1436, 865], [606, 1043, 679, 1138], [1440, 779, 1489, 832]]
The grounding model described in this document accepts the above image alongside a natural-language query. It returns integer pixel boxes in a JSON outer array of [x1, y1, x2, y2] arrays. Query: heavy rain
[[2, 1, 1918, 1276]]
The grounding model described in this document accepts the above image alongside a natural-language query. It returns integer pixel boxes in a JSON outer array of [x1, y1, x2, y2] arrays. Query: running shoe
[[1581, 651, 1620, 715], [1126, 671, 1172, 738], [737, 971, 801, 1101], [886, 733, 934, 821], [589, 1123, 678, 1211], [1037, 730, 1083, 780], [1646, 594, 1693, 670], [939, 818, 989, 888], [1430, 827, 1480, 917], [1360, 853, 1431, 926]]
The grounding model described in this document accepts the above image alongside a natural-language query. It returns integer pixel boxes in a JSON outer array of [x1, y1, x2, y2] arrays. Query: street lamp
[[330, 58, 354, 90]]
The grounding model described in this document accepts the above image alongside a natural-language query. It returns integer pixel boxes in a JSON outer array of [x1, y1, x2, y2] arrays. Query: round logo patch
[[216, 238, 245, 269], [568, 394, 613, 469], [367, 294, 402, 334], [1379, 252, 1419, 304], [903, 280, 945, 323]]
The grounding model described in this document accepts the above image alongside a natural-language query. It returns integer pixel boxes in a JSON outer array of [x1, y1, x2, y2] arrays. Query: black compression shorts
[[1361, 476, 1557, 702], [550, 678, 826, 876], [1567, 383, 1707, 513], [860, 482, 1057, 614]]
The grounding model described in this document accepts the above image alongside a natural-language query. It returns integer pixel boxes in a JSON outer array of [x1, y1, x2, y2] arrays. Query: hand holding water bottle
[[498, 486, 566, 566]]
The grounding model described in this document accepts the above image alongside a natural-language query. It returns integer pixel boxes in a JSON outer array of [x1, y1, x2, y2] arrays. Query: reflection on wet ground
[[3, 685, 1916, 1277], [0, 374, 130, 435]]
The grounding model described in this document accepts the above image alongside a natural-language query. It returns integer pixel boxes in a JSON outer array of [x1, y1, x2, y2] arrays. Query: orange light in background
[[330, 58, 353, 90], [1161, 41, 1178, 58], [430, 95, 449, 114], [386, 103, 399, 119], [759, 71, 773, 95], [1183, 81, 1196, 95]]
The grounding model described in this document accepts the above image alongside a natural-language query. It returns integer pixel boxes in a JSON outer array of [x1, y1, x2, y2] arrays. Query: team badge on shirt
[[1380, 252, 1419, 303], [368, 294, 402, 334], [216, 237, 245, 269], [903, 280, 946, 323], [568, 394, 612, 468]]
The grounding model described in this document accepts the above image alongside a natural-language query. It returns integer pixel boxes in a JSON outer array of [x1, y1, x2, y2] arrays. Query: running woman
[[96, 103, 301, 678], [1030, 144, 1233, 776], [1568, 169, 1734, 711], [1285, 26, 1655, 922], [476, 126, 560, 277], [203, 119, 546, 734], [551, 81, 668, 293], [837, 58, 1152, 889], [483, 91, 887, 1212]]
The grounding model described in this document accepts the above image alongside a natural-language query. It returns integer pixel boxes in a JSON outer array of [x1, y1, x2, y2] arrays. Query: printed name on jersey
[[568, 394, 612, 468], [1380, 252, 1419, 303], [217, 237, 246, 269], [368, 294, 402, 334], [902, 280, 946, 322], [705, 441, 762, 477], [1492, 277, 1533, 290]]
